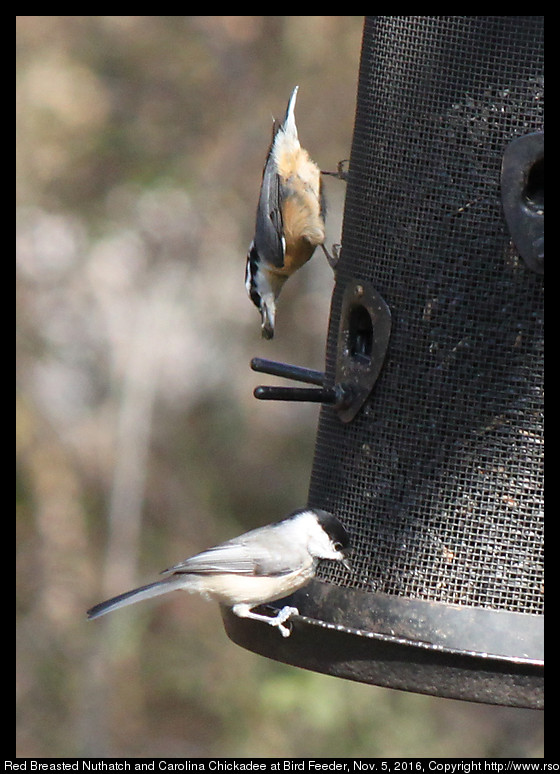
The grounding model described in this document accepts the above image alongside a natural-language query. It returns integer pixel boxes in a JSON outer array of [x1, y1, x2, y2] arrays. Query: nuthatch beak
[[245, 86, 327, 339]]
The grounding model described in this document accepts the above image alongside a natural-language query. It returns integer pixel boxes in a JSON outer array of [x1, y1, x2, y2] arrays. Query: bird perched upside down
[[245, 86, 338, 340], [87, 508, 351, 637]]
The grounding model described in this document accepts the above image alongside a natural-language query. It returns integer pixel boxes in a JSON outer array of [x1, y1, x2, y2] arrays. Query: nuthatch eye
[[245, 86, 335, 340]]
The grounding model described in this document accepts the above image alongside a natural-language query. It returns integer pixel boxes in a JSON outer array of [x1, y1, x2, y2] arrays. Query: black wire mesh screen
[[310, 16, 544, 617]]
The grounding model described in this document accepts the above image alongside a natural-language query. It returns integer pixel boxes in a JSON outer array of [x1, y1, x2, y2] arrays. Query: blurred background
[[16, 16, 544, 758]]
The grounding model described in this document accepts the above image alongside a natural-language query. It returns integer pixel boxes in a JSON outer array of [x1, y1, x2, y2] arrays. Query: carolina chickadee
[[87, 508, 351, 637]]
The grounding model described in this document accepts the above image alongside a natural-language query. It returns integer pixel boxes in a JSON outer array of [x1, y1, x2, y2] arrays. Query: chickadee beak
[[341, 551, 352, 572]]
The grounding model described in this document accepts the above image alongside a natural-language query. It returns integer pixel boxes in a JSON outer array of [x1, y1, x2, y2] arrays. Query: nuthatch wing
[[245, 86, 338, 340]]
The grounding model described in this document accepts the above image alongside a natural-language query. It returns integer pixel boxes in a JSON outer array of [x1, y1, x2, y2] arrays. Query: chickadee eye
[[334, 542, 343, 551]]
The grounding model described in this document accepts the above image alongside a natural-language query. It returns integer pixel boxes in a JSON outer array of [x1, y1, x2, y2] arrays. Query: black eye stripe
[[246, 246, 262, 309]]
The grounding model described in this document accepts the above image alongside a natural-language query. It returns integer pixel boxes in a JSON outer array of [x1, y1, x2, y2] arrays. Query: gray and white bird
[[87, 508, 351, 637]]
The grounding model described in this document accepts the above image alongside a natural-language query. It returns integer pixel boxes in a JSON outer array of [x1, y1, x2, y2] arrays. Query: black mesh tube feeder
[[223, 16, 544, 709]]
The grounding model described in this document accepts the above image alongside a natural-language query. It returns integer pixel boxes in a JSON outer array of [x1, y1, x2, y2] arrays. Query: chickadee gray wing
[[163, 525, 301, 578]]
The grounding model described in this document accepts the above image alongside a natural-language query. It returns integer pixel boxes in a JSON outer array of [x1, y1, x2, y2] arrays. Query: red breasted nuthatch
[[245, 86, 335, 340]]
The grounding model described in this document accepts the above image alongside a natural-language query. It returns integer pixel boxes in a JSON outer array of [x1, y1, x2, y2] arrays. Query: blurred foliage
[[16, 16, 543, 758]]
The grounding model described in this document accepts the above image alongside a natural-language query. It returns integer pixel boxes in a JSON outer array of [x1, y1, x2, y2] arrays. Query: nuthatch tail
[[245, 86, 333, 340]]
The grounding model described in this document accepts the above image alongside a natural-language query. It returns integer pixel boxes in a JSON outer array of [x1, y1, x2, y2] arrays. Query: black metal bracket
[[334, 280, 392, 422], [251, 279, 392, 423], [501, 131, 544, 274]]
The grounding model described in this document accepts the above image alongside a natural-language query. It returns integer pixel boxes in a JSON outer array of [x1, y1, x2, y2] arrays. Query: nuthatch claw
[[321, 159, 349, 181], [320, 243, 340, 271]]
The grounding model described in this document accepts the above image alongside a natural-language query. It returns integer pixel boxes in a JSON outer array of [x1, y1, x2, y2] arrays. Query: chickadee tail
[[87, 576, 186, 620], [281, 85, 299, 139]]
